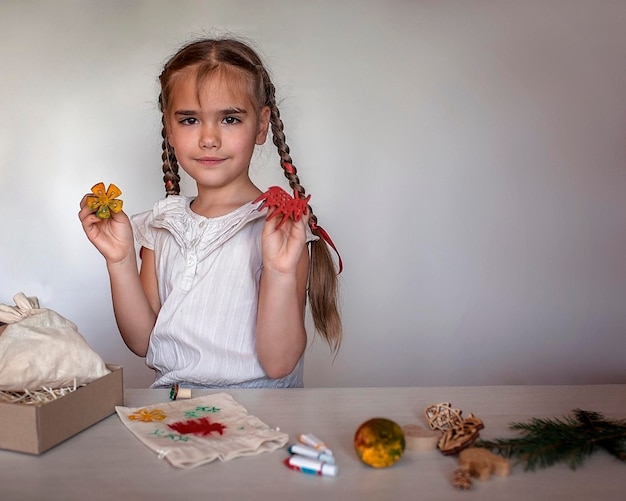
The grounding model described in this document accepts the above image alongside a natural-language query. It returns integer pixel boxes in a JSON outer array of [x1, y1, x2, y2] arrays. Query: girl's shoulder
[[130, 196, 191, 248], [132, 195, 192, 223], [153, 195, 190, 218]]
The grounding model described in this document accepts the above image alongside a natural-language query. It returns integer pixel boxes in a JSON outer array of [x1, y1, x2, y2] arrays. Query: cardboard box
[[0, 364, 123, 455]]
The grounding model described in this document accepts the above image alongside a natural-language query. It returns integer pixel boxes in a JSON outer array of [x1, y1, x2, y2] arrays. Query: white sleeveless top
[[131, 195, 308, 389]]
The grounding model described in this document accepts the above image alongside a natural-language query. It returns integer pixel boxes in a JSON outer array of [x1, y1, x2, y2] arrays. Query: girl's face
[[166, 67, 270, 195]]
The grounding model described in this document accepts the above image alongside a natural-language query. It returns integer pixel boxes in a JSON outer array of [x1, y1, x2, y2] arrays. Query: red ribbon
[[284, 162, 296, 175], [310, 221, 343, 274]]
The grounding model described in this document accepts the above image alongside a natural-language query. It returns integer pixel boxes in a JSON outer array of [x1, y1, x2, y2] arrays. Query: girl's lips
[[196, 157, 225, 166]]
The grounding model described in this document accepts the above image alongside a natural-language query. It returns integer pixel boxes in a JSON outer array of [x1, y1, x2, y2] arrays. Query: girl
[[79, 37, 341, 389]]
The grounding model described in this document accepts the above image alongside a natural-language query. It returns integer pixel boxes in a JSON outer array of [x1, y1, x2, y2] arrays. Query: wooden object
[[438, 415, 484, 454], [459, 447, 510, 480], [424, 402, 484, 454], [401, 424, 441, 451]]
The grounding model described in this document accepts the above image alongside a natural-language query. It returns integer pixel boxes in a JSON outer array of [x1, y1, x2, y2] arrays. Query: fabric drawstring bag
[[116, 393, 289, 468], [0, 292, 110, 391]]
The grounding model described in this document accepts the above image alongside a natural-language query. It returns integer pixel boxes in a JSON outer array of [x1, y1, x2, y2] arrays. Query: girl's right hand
[[78, 194, 135, 265]]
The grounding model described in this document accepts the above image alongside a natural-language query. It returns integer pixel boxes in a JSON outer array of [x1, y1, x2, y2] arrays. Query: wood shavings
[[0, 381, 79, 404]]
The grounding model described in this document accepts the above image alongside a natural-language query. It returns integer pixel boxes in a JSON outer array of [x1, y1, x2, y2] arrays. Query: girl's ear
[[255, 106, 271, 145]]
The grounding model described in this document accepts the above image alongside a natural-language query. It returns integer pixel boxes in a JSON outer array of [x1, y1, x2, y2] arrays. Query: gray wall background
[[1, 1, 625, 388]]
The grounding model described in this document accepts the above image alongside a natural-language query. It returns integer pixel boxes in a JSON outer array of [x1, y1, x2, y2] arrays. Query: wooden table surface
[[1, 384, 625, 500]]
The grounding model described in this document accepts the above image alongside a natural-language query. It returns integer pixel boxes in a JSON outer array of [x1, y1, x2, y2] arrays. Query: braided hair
[[158, 38, 341, 352]]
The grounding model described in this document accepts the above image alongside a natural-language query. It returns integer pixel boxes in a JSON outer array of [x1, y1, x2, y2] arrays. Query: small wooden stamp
[[401, 424, 441, 451]]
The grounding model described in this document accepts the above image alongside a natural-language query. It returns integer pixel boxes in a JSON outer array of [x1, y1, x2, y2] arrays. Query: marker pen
[[297, 434, 333, 456], [288, 444, 335, 464], [284, 456, 338, 477]]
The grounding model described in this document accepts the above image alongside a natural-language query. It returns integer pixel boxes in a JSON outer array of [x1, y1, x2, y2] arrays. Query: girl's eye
[[222, 116, 241, 125], [180, 117, 198, 125]]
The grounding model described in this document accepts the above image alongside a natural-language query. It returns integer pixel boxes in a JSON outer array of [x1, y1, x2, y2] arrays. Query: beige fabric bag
[[116, 393, 289, 469], [0, 293, 110, 391]]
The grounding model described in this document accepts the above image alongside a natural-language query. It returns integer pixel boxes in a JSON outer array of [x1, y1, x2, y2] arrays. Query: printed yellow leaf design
[[86, 182, 123, 219], [128, 408, 167, 422]]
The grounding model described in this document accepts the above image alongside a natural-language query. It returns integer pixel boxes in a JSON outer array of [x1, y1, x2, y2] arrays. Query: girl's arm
[[256, 214, 309, 378], [107, 248, 159, 356], [79, 197, 157, 356]]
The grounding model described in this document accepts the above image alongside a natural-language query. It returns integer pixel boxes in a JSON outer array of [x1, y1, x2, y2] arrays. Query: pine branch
[[475, 409, 626, 471]]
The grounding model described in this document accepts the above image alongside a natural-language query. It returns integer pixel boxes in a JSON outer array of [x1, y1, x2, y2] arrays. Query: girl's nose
[[199, 124, 219, 148]]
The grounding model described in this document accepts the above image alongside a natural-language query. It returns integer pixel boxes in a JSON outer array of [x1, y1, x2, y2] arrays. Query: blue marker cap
[[288, 444, 335, 464]]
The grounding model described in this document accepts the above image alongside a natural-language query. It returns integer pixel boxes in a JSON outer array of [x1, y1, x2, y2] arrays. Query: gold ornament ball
[[354, 417, 406, 468]]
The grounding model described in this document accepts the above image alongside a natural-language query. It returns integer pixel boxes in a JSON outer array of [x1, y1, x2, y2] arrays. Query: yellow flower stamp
[[128, 407, 167, 422], [86, 182, 123, 219]]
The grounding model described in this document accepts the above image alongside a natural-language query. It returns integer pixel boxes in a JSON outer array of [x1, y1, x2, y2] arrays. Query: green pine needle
[[475, 409, 626, 471]]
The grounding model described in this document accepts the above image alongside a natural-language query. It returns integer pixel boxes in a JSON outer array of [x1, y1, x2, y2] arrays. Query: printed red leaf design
[[168, 417, 227, 436]]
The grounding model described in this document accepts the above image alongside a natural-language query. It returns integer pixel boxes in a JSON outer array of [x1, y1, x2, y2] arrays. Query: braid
[[159, 94, 180, 196], [261, 68, 342, 352], [261, 69, 307, 199]]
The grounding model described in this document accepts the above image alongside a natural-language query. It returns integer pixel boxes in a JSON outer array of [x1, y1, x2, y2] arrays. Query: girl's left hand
[[261, 209, 309, 275]]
